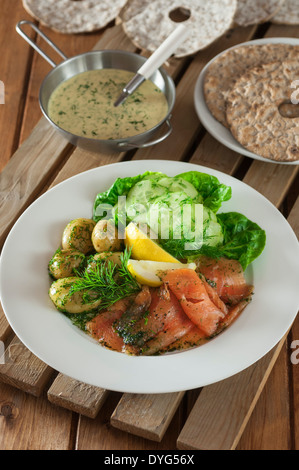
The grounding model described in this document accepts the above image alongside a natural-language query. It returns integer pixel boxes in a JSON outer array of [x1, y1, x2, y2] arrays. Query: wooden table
[[0, 1, 298, 451]]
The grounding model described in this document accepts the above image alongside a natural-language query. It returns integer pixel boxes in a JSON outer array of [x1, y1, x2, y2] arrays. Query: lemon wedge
[[125, 222, 179, 263], [127, 259, 197, 287]]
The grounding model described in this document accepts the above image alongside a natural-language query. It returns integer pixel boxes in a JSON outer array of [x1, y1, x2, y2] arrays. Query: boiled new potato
[[86, 251, 123, 272], [62, 218, 96, 254], [91, 219, 123, 253], [49, 249, 85, 279], [49, 277, 101, 314]]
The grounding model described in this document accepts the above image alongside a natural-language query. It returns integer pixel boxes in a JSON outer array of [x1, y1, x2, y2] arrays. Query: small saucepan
[[16, 21, 176, 153]]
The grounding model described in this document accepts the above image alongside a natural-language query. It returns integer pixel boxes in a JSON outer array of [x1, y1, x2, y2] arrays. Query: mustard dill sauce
[[48, 69, 168, 140]]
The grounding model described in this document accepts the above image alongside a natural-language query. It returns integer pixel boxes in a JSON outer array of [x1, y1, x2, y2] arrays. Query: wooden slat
[[189, 132, 244, 174], [76, 392, 183, 450], [237, 341, 291, 449], [243, 161, 298, 209], [0, 1, 36, 172], [284, 196, 299, 450], [0, 305, 11, 344], [0, 336, 54, 397], [288, 196, 299, 236], [291, 314, 299, 450], [0, 380, 74, 450], [177, 337, 288, 450], [47, 373, 109, 419], [110, 392, 185, 442], [0, 118, 72, 249]]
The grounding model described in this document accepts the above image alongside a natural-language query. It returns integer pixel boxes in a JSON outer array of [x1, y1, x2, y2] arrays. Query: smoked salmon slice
[[121, 285, 196, 354], [116, 287, 172, 347], [162, 269, 225, 337], [161, 325, 208, 353], [202, 277, 228, 315], [217, 296, 253, 334], [136, 288, 197, 355], [86, 298, 130, 352], [114, 286, 152, 343], [197, 256, 254, 305]]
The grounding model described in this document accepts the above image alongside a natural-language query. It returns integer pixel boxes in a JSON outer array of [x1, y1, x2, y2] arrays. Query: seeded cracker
[[204, 43, 299, 127], [119, 0, 237, 58], [272, 0, 299, 24], [234, 0, 285, 27], [22, 0, 128, 34], [226, 60, 299, 162]]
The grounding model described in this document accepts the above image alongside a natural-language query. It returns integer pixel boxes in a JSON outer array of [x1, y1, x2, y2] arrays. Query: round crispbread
[[119, 0, 238, 58], [204, 43, 299, 127], [118, 0, 152, 23], [22, 0, 128, 34], [234, 0, 285, 27], [226, 60, 299, 162], [272, 0, 299, 24]]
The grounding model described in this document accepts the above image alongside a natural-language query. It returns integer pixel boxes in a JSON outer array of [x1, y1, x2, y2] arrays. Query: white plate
[[194, 37, 299, 166], [0, 160, 299, 394]]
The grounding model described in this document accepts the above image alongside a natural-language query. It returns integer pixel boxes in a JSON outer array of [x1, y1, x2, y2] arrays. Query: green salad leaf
[[93, 171, 164, 222], [217, 212, 266, 270], [177, 171, 232, 212]]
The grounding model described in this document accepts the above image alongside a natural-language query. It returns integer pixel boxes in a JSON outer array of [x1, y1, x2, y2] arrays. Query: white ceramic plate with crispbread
[[194, 37, 299, 165]]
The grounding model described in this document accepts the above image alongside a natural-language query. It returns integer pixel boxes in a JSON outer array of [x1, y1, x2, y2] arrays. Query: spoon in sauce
[[114, 23, 189, 107]]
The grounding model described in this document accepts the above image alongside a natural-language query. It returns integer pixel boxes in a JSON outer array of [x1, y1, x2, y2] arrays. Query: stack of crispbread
[[203, 43, 299, 162], [22, 0, 128, 33], [117, 0, 238, 58], [22, 0, 299, 51]]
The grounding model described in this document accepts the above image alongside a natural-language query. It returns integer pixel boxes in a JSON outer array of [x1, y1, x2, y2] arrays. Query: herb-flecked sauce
[[48, 69, 169, 140]]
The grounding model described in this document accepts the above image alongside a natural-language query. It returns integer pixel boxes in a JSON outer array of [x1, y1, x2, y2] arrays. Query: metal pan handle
[[16, 20, 68, 68]]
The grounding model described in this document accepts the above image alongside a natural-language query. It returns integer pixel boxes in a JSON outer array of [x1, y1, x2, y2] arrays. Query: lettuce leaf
[[93, 171, 164, 222], [187, 212, 266, 270], [177, 171, 232, 212], [216, 212, 266, 270]]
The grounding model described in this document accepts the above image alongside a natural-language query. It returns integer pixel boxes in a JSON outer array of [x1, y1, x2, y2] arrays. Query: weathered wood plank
[[0, 306, 11, 344], [47, 373, 109, 419], [0, 336, 54, 397], [0, 118, 72, 250], [284, 196, 299, 451], [110, 392, 185, 442], [243, 162, 299, 209], [189, 132, 244, 174], [0, 381, 73, 450], [177, 336, 288, 450], [0, 1, 36, 172], [76, 392, 183, 450], [237, 342, 291, 450]]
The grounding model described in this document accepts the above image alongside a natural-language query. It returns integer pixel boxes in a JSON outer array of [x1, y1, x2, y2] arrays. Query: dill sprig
[[68, 248, 141, 311]]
